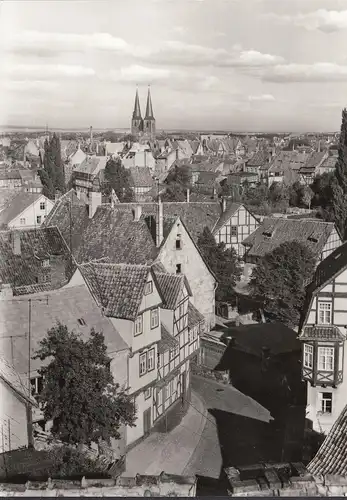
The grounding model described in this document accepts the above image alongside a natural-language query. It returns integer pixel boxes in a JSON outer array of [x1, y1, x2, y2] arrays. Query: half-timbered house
[[212, 202, 259, 257], [299, 243, 347, 434]]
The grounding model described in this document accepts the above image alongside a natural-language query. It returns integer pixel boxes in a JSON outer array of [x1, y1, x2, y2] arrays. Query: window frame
[[144, 387, 152, 400], [36, 215, 42, 224], [150, 308, 159, 330], [319, 392, 333, 414], [303, 343, 314, 369], [175, 239, 182, 250], [139, 352, 147, 377], [20, 218, 26, 225], [147, 348, 155, 372], [318, 302, 332, 325], [230, 225, 237, 237], [318, 346, 335, 372], [134, 314, 143, 336], [144, 281, 153, 295], [39, 202, 46, 211], [176, 263, 181, 274]]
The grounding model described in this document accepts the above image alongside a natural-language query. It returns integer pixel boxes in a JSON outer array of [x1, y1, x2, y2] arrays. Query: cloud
[[248, 94, 275, 101], [262, 62, 347, 82], [266, 10, 347, 33], [3, 63, 95, 80], [5, 30, 284, 70], [110, 65, 172, 83]]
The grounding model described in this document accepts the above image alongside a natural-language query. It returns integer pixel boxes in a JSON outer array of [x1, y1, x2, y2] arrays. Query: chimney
[[90, 126, 93, 147], [11, 231, 21, 256], [133, 205, 142, 221], [0, 283, 13, 300], [156, 196, 164, 247], [88, 190, 102, 218], [186, 188, 190, 203]]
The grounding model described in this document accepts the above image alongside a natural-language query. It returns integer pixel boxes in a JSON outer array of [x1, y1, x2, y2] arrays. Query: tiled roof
[[0, 285, 128, 376], [300, 152, 327, 174], [188, 301, 205, 328], [191, 160, 222, 173], [60, 140, 79, 160], [299, 325, 345, 342], [188, 140, 200, 154], [308, 403, 347, 475], [0, 189, 24, 212], [79, 262, 152, 320], [43, 189, 90, 257], [0, 226, 73, 293], [74, 156, 107, 175], [129, 167, 154, 187], [246, 149, 269, 167], [77, 205, 158, 265], [0, 192, 43, 226], [154, 272, 185, 310], [242, 217, 337, 259], [195, 171, 219, 188], [158, 323, 179, 354], [176, 140, 193, 158], [212, 203, 242, 235], [0, 169, 22, 180], [320, 156, 336, 169], [0, 352, 36, 405]]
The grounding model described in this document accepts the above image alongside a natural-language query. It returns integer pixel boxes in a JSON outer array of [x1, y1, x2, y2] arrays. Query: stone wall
[[0, 473, 197, 497], [225, 462, 347, 497]]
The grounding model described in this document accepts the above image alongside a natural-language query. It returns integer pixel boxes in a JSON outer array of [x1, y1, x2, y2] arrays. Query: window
[[169, 345, 179, 360], [139, 353, 147, 376], [20, 218, 26, 225], [40, 202, 45, 211], [157, 389, 162, 407], [41, 259, 50, 268], [319, 392, 332, 414], [231, 225, 237, 237], [303, 344, 313, 369], [318, 346, 334, 371], [144, 387, 151, 400], [170, 379, 176, 397], [78, 318, 86, 326], [135, 314, 143, 335], [175, 239, 182, 250], [145, 281, 153, 295], [30, 376, 43, 396], [318, 302, 332, 325], [176, 264, 181, 274], [36, 216, 42, 224], [150, 308, 159, 329], [147, 348, 155, 371]]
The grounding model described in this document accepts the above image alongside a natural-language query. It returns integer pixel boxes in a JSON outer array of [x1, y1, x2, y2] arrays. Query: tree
[[41, 134, 66, 198], [268, 182, 290, 211], [33, 323, 136, 447], [310, 172, 335, 209], [197, 227, 242, 303], [104, 157, 134, 202], [249, 241, 316, 328], [46, 446, 109, 479], [38, 168, 55, 199], [162, 165, 191, 202], [332, 108, 347, 238]]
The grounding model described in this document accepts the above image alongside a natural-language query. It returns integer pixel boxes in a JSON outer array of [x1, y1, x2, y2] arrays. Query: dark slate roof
[[0, 192, 43, 226], [212, 203, 242, 235], [129, 166, 154, 188], [0, 285, 128, 376], [154, 272, 186, 310], [308, 403, 347, 475], [77, 205, 158, 265], [246, 149, 269, 167], [158, 323, 179, 354], [43, 189, 90, 257], [0, 352, 36, 406], [242, 217, 338, 259], [299, 325, 345, 342], [299, 243, 347, 331], [110, 201, 223, 243], [78, 262, 153, 320], [188, 301, 205, 328], [0, 227, 73, 293], [216, 323, 300, 368], [300, 152, 327, 174]]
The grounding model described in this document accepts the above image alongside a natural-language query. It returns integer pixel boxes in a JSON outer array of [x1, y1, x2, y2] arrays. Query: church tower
[[131, 88, 143, 137], [143, 86, 156, 139]]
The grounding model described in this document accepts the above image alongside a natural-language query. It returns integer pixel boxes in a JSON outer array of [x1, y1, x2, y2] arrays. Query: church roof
[[132, 88, 142, 120], [145, 87, 154, 120]]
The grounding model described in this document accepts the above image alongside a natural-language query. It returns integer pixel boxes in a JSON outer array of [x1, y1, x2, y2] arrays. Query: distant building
[[131, 87, 156, 140]]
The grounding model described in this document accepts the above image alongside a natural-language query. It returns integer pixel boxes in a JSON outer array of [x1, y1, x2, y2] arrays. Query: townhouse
[[128, 167, 154, 202], [243, 218, 342, 268], [0, 192, 54, 230], [298, 243, 347, 435]]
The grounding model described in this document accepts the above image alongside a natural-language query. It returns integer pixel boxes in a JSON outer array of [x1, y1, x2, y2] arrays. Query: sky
[[0, 0, 347, 132]]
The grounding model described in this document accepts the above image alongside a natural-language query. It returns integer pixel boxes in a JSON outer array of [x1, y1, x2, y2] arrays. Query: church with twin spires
[[131, 86, 156, 139]]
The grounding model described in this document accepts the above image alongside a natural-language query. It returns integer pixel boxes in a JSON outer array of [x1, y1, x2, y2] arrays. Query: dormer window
[[262, 231, 273, 238], [308, 235, 318, 243], [318, 302, 332, 325], [145, 281, 153, 295], [41, 259, 50, 268]]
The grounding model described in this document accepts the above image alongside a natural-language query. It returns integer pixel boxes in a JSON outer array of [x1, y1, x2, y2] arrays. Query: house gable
[[9, 195, 54, 228]]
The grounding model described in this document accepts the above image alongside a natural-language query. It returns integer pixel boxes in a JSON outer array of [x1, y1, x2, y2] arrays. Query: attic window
[[41, 259, 50, 268], [78, 318, 86, 326], [176, 239, 182, 250], [308, 235, 318, 243], [262, 231, 273, 238]]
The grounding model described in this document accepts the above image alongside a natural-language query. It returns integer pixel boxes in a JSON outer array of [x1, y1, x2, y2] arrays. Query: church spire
[[132, 87, 142, 119], [145, 86, 154, 119]]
